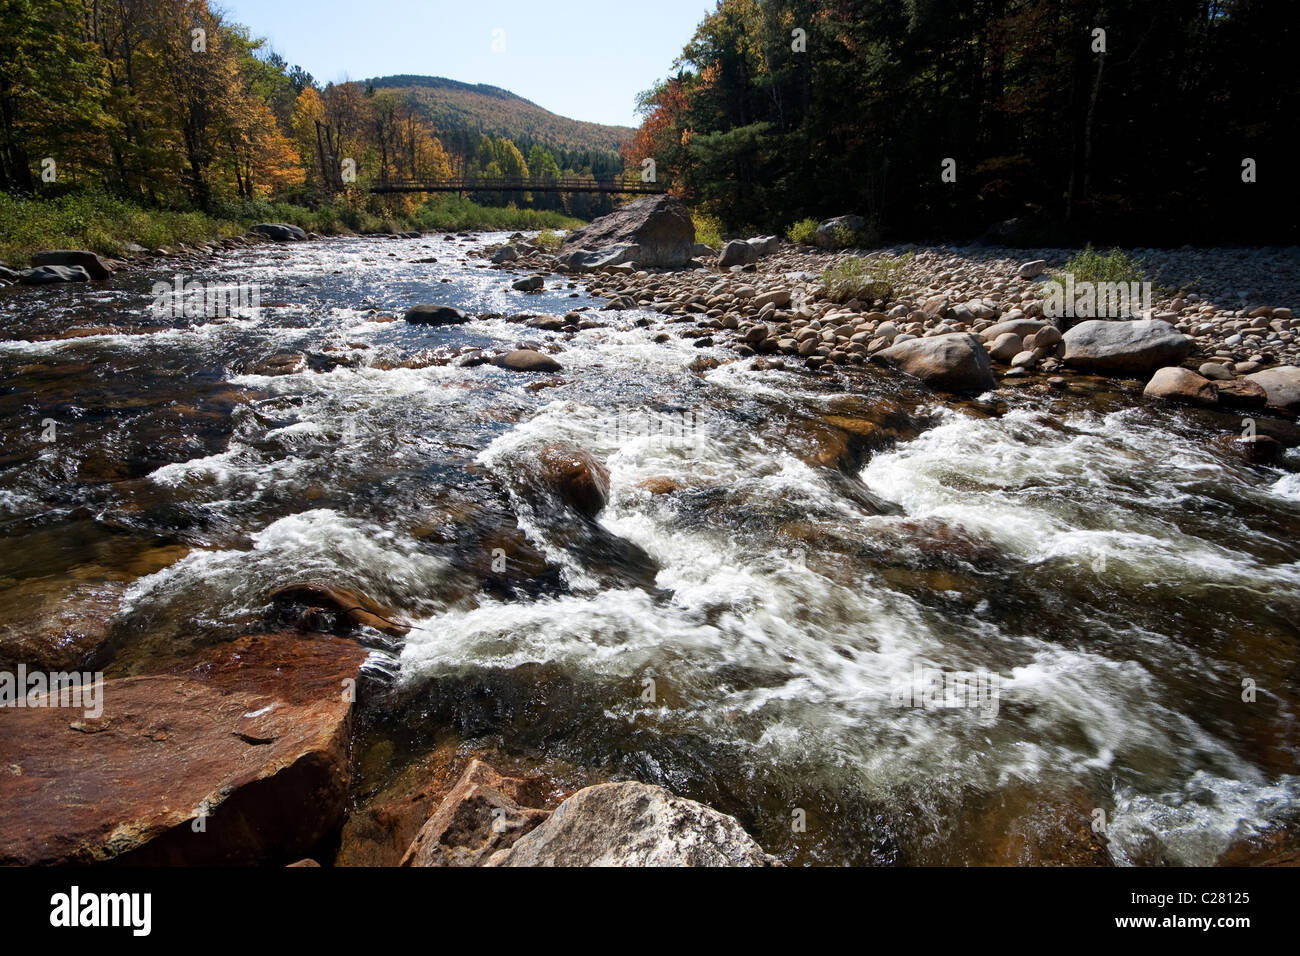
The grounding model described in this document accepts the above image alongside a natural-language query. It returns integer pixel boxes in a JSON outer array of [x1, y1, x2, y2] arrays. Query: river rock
[[404, 304, 473, 325], [1213, 377, 1267, 409], [250, 222, 307, 242], [269, 580, 409, 637], [987, 332, 1023, 363], [536, 443, 609, 518], [1142, 366, 1219, 406], [496, 349, 562, 372], [30, 250, 115, 279], [0, 633, 368, 865], [718, 239, 758, 268], [872, 332, 997, 392], [1017, 259, 1048, 279], [812, 215, 865, 249], [400, 759, 551, 867], [491, 245, 519, 263], [484, 781, 777, 867], [558, 195, 695, 268], [556, 245, 639, 271], [982, 318, 1047, 341], [1062, 319, 1192, 375], [1244, 366, 1300, 415], [0, 578, 124, 672], [748, 235, 781, 256], [512, 276, 544, 292], [20, 264, 90, 284]]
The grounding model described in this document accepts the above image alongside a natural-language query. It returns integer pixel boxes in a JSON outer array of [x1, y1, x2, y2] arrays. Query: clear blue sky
[[218, 0, 715, 128]]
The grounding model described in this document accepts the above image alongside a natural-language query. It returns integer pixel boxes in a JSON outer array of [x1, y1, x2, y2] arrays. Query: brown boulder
[[537, 443, 611, 518], [1142, 366, 1218, 407], [0, 578, 124, 672], [0, 633, 368, 865], [872, 332, 997, 393]]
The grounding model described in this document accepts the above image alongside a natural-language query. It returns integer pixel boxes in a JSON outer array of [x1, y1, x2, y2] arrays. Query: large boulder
[[872, 332, 997, 393], [0, 633, 368, 865], [30, 250, 115, 280], [404, 304, 473, 325], [1245, 366, 1300, 415], [1142, 366, 1219, 407], [1062, 319, 1192, 375], [250, 222, 307, 242], [558, 196, 695, 269], [812, 215, 865, 249], [400, 760, 551, 867], [484, 782, 778, 867], [717, 239, 758, 268]]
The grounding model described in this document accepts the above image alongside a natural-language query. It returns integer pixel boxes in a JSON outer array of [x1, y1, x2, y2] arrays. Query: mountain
[[365, 75, 633, 156]]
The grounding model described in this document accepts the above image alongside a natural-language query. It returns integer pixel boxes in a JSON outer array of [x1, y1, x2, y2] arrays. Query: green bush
[[533, 228, 563, 252], [1052, 245, 1145, 286], [821, 252, 912, 304], [787, 217, 819, 244], [692, 210, 723, 249]]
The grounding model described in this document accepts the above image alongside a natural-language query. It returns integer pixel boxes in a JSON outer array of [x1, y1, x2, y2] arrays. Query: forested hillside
[[0, 0, 630, 226], [624, 0, 1297, 245]]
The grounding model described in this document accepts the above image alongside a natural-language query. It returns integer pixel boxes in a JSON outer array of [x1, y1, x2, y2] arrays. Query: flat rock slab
[[558, 195, 695, 269], [485, 781, 778, 867], [0, 633, 368, 865]]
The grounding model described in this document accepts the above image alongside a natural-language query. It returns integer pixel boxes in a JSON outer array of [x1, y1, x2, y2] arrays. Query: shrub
[[692, 210, 723, 249], [533, 228, 563, 252], [787, 217, 819, 245], [821, 252, 912, 304], [1052, 245, 1145, 286]]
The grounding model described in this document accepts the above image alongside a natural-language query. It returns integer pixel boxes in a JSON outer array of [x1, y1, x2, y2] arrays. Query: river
[[1, 233, 1297, 866]]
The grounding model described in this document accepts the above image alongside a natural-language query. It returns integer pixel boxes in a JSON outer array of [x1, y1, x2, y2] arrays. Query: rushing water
[[2, 234, 1297, 866]]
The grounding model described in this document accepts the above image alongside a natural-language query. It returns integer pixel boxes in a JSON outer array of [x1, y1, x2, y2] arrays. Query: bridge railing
[[369, 177, 666, 194]]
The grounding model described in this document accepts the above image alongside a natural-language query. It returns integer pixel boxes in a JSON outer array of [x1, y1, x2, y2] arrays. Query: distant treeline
[[625, 0, 1298, 245], [0, 0, 627, 220]]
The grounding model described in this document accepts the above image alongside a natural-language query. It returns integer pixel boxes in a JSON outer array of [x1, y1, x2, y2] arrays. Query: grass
[[533, 228, 563, 252], [821, 252, 913, 304], [0, 191, 585, 265], [1052, 245, 1146, 286]]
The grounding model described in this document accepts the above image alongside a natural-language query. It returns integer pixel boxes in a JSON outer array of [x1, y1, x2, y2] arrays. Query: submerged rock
[[269, 580, 409, 637], [484, 781, 779, 867]]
